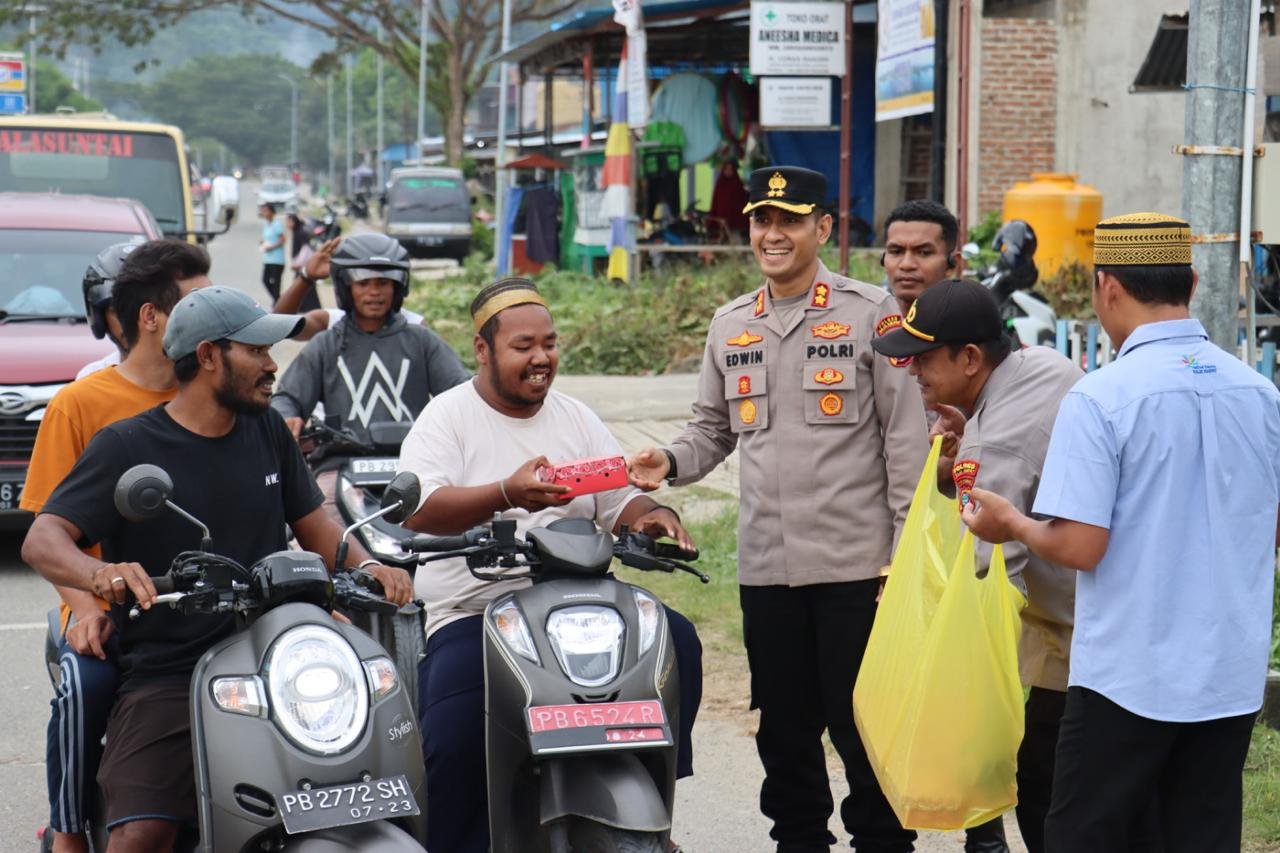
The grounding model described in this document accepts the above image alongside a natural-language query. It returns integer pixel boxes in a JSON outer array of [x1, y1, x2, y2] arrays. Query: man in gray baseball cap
[[21, 285, 414, 849]]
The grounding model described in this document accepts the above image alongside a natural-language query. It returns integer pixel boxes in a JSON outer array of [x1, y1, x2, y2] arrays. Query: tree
[[5, 0, 581, 165]]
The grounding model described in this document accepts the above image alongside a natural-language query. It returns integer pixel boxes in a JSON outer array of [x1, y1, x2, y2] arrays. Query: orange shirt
[[21, 365, 175, 629]]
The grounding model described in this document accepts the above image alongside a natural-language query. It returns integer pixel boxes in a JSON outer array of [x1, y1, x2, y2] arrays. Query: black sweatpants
[[261, 263, 284, 302], [740, 580, 916, 853], [1045, 686, 1255, 853]]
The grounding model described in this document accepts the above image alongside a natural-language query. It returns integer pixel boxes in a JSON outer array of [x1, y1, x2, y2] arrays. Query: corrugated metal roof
[[1131, 13, 1188, 93]]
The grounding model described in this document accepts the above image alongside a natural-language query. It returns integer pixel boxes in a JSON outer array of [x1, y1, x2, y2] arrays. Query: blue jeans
[[419, 607, 703, 853], [46, 638, 120, 833]]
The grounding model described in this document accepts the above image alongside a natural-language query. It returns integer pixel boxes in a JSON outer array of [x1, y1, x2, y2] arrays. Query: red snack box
[[536, 455, 629, 499]]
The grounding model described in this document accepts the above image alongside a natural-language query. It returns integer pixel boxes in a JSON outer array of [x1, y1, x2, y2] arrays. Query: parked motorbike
[[405, 514, 708, 853], [963, 219, 1057, 348], [39, 466, 429, 852], [310, 204, 342, 246], [347, 193, 370, 221]]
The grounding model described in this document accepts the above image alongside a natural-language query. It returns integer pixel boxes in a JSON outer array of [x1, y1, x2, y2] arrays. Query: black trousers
[[1009, 686, 1066, 853], [740, 580, 916, 853], [262, 263, 284, 302], [1045, 686, 1255, 853]]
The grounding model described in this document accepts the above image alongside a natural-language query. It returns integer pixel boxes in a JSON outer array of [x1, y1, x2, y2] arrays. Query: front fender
[[278, 821, 425, 851], [538, 753, 670, 833]]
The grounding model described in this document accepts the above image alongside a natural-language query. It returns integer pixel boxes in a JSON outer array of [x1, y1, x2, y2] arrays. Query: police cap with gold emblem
[[871, 278, 1004, 358], [742, 166, 828, 216]]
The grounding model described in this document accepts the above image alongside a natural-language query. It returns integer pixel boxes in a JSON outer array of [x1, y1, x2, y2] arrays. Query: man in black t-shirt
[[21, 286, 414, 852]]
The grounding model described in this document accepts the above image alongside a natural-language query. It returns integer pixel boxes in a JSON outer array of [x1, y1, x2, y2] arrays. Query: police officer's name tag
[[805, 342, 857, 360]]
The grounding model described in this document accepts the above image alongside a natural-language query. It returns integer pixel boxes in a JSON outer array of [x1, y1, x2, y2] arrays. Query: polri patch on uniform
[[953, 459, 980, 504], [739, 399, 758, 425], [805, 342, 857, 360], [876, 314, 903, 336], [819, 392, 843, 417], [753, 289, 766, 317], [811, 282, 831, 309], [737, 375, 752, 395], [813, 367, 844, 385], [810, 320, 851, 340], [727, 330, 764, 347]]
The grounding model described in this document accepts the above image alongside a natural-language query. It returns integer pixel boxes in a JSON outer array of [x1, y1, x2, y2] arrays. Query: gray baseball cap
[[163, 286, 305, 360]]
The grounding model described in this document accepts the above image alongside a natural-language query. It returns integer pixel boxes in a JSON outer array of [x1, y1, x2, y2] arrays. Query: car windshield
[[0, 229, 143, 318], [262, 181, 295, 194], [388, 176, 470, 222]]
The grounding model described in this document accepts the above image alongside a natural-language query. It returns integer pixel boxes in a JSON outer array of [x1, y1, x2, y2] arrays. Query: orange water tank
[[1002, 173, 1103, 276]]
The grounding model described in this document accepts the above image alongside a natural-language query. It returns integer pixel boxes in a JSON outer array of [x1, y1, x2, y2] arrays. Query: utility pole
[[1181, 0, 1252, 350], [275, 73, 298, 169], [327, 75, 336, 198], [495, 0, 514, 265], [27, 8, 37, 113], [376, 21, 385, 188], [345, 54, 354, 199], [417, 0, 430, 163]]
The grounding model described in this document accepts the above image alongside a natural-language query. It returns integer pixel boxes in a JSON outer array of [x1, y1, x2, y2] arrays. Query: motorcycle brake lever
[[128, 591, 188, 620]]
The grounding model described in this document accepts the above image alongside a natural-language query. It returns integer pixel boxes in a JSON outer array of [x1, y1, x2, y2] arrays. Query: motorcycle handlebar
[[152, 574, 176, 595], [401, 532, 475, 553]]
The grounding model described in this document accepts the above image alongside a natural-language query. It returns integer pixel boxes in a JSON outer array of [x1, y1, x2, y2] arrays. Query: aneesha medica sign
[[875, 0, 935, 121], [750, 2, 845, 77]]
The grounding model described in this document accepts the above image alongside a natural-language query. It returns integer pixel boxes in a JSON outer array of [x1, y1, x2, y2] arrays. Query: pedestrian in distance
[[628, 165, 927, 853], [962, 212, 1280, 853], [258, 201, 286, 304]]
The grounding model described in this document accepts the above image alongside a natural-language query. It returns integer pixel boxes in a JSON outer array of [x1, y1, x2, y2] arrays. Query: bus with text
[[0, 112, 200, 240]]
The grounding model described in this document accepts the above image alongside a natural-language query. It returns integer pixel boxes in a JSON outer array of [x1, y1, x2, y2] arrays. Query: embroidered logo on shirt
[[953, 459, 979, 504], [739, 398, 758, 425], [753, 289, 766, 317], [265, 472, 280, 486], [819, 392, 843, 416], [875, 314, 902, 336], [337, 352, 414, 427], [1181, 354, 1217, 375], [811, 320, 851, 340], [813, 367, 844, 385], [727, 330, 765, 347], [737, 375, 752, 395]]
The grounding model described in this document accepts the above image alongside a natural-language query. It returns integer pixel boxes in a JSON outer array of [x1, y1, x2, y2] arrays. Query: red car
[[0, 192, 161, 528]]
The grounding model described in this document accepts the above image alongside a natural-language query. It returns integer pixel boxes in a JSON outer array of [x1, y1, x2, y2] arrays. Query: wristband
[[661, 448, 678, 482], [356, 559, 379, 571], [498, 478, 515, 509]]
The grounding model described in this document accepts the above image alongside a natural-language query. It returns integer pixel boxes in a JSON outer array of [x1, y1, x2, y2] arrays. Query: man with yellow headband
[[963, 213, 1280, 852], [396, 277, 703, 853], [629, 166, 926, 852]]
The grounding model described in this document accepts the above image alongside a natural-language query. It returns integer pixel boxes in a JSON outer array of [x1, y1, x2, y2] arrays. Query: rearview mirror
[[381, 472, 421, 524], [961, 241, 980, 261], [114, 464, 174, 522]]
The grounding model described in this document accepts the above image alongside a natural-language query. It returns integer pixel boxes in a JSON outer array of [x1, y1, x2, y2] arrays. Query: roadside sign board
[[750, 2, 845, 77], [760, 77, 833, 128], [0, 53, 25, 93], [0, 94, 26, 115], [875, 0, 936, 121]]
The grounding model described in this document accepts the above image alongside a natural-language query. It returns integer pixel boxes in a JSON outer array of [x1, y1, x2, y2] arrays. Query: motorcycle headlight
[[361, 523, 405, 560], [545, 606, 624, 688], [337, 476, 379, 519], [266, 625, 368, 755], [632, 590, 660, 656], [491, 598, 538, 663]]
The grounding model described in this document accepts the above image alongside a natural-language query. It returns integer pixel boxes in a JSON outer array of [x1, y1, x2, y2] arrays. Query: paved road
[[0, 196, 1025, 850]]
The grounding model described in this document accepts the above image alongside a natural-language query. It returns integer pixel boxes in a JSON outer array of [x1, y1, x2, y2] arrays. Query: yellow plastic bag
[[853, 437, 1026, 830]]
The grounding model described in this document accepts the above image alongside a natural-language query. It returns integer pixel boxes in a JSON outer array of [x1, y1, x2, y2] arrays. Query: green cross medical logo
[[764, 8, 777, 23]]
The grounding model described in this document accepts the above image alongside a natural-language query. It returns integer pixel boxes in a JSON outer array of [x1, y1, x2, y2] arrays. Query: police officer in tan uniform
[[630, 166, 926, 853], [872, 279, 1083, 853]]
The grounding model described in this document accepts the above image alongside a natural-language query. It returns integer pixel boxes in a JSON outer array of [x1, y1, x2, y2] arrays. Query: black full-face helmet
[[992, 220, 1039, 291], [82, 241, 142, 340], [329, 233, 412, 314]]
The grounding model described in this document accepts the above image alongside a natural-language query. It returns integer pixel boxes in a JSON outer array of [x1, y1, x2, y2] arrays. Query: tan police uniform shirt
[[952, 345, 1081, 691], [665, 261, 929, 586]]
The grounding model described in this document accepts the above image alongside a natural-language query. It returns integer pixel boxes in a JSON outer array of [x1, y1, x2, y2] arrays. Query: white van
[[384, 166, 472, 260]]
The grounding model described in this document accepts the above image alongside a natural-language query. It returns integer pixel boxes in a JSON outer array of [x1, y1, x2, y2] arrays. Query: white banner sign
[[750, 2, 845, 77], [875, 0, 935, 121], [760, 77, 833, 128]]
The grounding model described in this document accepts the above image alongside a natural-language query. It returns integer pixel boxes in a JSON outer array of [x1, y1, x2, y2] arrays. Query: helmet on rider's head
[[82, 241, 141, 340], [991, 220, 1039, 291], [330, 233, 412, 314]]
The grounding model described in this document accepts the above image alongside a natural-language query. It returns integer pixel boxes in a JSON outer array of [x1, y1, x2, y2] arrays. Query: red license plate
[[527, 700, 666, 734], [605, 728, 666, 743]]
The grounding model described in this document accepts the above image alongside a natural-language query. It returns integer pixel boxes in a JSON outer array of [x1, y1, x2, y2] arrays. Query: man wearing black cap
[[872, 279, 1081, 853], [21, 286, 414, 851], [629, 167, 926, 852]]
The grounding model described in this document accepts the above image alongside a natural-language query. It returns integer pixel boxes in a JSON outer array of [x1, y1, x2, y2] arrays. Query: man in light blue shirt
[[962, 212, 1280, 853], [258, 202, 286, 303]]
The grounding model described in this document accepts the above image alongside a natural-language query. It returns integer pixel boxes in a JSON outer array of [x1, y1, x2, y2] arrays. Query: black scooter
[[405, 515, 707, 853], [40, 466, 429, 852]]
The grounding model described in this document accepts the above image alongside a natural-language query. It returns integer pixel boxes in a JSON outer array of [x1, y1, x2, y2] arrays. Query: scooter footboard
[[277, 820, 425, 851], [538, 753, 670, 833]]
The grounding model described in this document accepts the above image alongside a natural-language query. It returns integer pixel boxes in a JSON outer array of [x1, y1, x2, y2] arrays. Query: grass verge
[[1245, 724, 1280, 851]]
